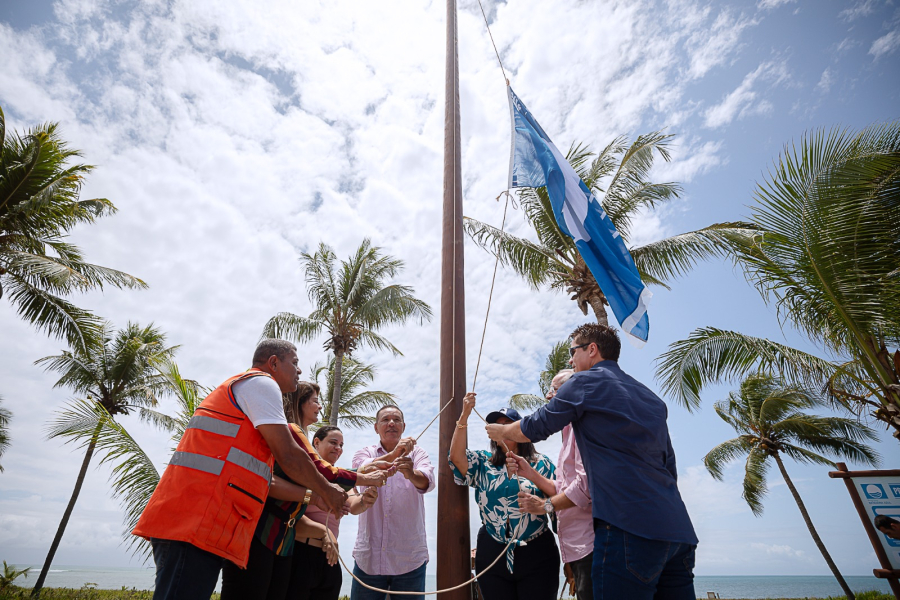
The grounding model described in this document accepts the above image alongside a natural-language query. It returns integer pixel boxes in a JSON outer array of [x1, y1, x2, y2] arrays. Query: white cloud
[[683, 9, 757, 80], [870, 29, 900, 60], [703, 59, 790, 128], [816, 68, 833, 93], [756, 0, 796, 10], [0, 0, 891, 578], [839, 0, 876, 22], [749, 542, 809, 560]]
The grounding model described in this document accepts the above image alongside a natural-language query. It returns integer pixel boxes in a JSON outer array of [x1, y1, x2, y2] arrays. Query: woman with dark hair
[[288, 425, 379, 600], [449, 392, 560, 600], [221, 383, 386, 600]]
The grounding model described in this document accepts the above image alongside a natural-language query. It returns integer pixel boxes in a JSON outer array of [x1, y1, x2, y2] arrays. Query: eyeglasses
[[569, 343, 591, 357]]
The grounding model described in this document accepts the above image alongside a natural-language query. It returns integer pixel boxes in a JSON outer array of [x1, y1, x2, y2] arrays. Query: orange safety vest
[[133, 369, 277, 567]]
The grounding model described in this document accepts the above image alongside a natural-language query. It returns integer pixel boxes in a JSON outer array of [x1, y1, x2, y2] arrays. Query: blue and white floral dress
[[449, 449, 556, 573]]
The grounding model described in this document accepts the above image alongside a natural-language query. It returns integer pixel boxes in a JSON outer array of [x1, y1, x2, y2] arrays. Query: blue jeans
[[350, 561, 427, 600], [151, 538, 223, 600], [592, 521, 696, 600]]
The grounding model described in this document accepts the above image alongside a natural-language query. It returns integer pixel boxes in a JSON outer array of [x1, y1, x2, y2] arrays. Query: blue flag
[[507, 86, 651, 343]]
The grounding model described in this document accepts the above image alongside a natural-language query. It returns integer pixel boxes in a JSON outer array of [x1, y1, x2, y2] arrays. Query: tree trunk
[[329, 350, 344, 426], [31, 425, 101, 598], [588, 295, 609, 327], [773, 453, 855, 600]]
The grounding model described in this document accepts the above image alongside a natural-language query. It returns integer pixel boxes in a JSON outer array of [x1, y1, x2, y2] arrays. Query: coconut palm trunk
[[329, 349, 344, 426], [772, 453, 855, 600], [31, 424, 101, 598], [588, 296, 608, 326]]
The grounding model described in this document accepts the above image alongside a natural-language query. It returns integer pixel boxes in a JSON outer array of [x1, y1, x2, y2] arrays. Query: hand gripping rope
[[323, 197, 527, 596], [321, 2, 521, 593]]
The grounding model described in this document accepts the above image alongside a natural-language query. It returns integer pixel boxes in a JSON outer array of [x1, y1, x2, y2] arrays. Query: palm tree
[[0, 561, 30, 591], [655, 123, 900, 437], [704, 374, 879, 600], [464, 133, 758, 325], [30, 323, 177, 597], [509, 340, 570, 411], [0, 395, 10, 473], [262, 239, 432, 425], [0, 105, 146, 349], [40, 360, 206, 564], [310, 355, 398, 429]]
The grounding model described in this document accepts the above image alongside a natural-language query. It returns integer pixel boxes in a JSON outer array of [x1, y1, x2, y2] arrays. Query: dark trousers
[[151, 538, 223, 600], [221, 537, 293, 600], [474, 527, 560, 600], [288, 539, 343, 600], [568, 552, 594, 600], [592, 520, 696, 600]]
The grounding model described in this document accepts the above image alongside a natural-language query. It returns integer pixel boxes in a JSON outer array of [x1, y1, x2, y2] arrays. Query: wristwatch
[[544, 498, 555, 513]]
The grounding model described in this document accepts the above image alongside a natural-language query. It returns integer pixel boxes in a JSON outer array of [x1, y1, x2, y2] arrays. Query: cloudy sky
[[1, 0, 899, 581]]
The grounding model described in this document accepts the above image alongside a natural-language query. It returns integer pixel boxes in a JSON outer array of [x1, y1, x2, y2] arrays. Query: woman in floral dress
[[450, 392, 560, 600]]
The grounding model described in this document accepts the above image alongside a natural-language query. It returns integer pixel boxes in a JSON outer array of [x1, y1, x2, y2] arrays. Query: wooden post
[[829, 462, 900, 599], [437, 0, 472, 598]]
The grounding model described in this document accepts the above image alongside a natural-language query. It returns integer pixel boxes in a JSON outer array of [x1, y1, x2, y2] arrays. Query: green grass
[[0, 587, 891, 600], [0, 586, 220, 599]]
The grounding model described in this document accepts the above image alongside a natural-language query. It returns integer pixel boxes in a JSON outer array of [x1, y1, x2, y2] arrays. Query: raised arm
[[450, 392, 476, 474]]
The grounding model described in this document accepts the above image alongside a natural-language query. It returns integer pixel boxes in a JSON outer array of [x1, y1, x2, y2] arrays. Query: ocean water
[[9, 566, 893, 598]]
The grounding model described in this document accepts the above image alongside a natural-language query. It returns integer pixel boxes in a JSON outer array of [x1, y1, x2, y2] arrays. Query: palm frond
[[261, 312, 323, 343], [509, 394, 547, 411], [463, 217, 564, 290], [655, 327, 841, 411], [630, 222, 760, 283], [0, 395, 11, 472], [4, 274, 101, 350], [742, 448, 770, 516], [703, 436, 753, 480]]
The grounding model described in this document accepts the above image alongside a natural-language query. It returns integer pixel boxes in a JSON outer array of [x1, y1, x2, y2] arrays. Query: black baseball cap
[[485, 407, 522, 424]]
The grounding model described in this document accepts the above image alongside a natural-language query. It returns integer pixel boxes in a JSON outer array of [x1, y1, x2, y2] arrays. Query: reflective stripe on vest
[[170, 448, 272, 481], [187, 415, 240, 437]]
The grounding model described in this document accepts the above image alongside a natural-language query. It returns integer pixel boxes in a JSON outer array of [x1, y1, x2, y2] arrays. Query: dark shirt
[[520, 360, 698, 545]]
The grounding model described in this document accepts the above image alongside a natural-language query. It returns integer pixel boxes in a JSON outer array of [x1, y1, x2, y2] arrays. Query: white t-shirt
[[231, 375, 288, 428]]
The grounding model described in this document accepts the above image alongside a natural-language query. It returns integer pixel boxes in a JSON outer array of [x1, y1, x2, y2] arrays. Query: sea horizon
[[8, 565, 892, 598]]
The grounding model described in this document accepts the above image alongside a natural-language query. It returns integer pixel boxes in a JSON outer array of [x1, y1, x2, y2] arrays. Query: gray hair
[[554, 369, 575, 386], [252, 339, 297, 366]]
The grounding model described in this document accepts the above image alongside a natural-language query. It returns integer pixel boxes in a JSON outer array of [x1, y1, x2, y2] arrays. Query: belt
[[298, 537, 324, 548]]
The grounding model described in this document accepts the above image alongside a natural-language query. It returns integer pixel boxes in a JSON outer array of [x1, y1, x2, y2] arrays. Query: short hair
[[252, 339, 297, 366], [875, 515, 899, 530], [375, 404, 403, 423], [283, 381, 321, 426], [571, 323, 621, 361], [554, 369, 575, 386], [313, 425, 341, 443]]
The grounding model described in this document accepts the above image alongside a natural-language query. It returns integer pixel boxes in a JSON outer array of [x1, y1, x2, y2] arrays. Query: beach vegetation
[[655, 123, 900, 437], [463, 132, 759, 325], [309, 355, 398, 429], [509, 340, 571, 411], [703, 373, 880, 600], [262, 239, 432, 426], [0, 104, 146, 351], [0, 396, 11, 472], [30, 324, 178, 597], [0, 563, 29, 591]]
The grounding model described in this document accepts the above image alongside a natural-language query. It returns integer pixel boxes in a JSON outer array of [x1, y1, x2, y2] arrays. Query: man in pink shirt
[[351, 405, 436, 600], [513, 370, 594, 600]]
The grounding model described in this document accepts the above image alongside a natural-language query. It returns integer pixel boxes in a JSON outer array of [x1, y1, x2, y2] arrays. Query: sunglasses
[[569, 343, 591, 357]]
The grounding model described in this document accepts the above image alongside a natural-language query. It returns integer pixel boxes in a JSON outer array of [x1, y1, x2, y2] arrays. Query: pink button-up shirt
[[556, 424, 594, 563], [352, 443, 435, 575]]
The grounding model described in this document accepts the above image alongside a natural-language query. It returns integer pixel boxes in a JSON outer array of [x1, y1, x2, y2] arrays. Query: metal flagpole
[[437, 0, 472, 597]]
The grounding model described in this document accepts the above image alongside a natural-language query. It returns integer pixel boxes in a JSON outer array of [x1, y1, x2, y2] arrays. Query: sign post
[[830, 462, 900, 599]]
